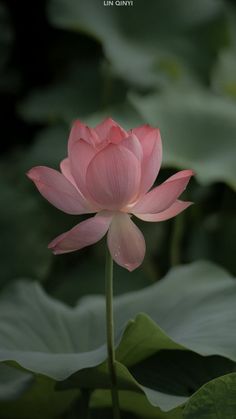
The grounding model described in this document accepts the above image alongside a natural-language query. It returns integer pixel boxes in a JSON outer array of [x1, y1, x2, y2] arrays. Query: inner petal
[[86, 144, 141, 210], [94, 118, 128, 145]]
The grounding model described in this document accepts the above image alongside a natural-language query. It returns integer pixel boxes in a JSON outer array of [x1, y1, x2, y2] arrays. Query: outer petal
[[107, 213, 146, 271], [86, 144, 141, 210], [69, 139, 97, 200], [60, 158, 78, 189], [27, 166, 93, 215], [131, 125, 162, 195], [163, 170, 195, 182], [48, 213, 112, 255], [130, 124, 152, 139], [94, 118, 127, 144], [60, 158, 97, 211], [68, 119, 99, 149], [130, 170, 194, 214], [134, 200, 193, 222]]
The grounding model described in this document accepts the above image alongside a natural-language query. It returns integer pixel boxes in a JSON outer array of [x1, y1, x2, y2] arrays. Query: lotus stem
[[105, 247, 120, 419]]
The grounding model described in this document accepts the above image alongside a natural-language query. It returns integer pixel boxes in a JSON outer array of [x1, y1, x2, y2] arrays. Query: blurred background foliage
[[0, 0, 236, 305]]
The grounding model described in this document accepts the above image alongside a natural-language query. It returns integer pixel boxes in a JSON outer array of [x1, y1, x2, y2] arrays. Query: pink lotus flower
[[27, 118, 193, 271]]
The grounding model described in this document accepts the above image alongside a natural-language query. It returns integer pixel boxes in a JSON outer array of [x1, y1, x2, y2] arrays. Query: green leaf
[[91, 390, 183, 419], [129, 261, 236, 361], [0, 281, 186, 412], [0, 364, 34, 401], [183, 373, 236, 418], [130, 90, 236, 190], [211, 49, 236, 98], [0, 261, 236, 414], [0, 374, 79, 419], [48, 0, 223, 87]]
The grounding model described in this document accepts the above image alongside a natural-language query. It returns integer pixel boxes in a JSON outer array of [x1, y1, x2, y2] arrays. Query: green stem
[[105, 247, 120, 419]]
